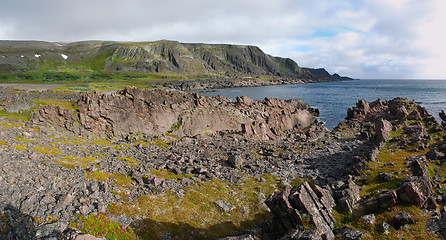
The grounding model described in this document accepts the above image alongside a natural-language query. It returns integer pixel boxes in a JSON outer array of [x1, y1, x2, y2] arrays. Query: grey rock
[[228, 155, 244, 168], [393, 211, 414, 230], [214, 200, 235, 212], [35, 222, 67, 239], [361, 214, 376, 225], [334, 226, 370, 240]]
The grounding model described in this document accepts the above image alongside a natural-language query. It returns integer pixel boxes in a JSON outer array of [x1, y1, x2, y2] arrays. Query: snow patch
[[35, 54, 41, 58], [61, 54, 68, 60]]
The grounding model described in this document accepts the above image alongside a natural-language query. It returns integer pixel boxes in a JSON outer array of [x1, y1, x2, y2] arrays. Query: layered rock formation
[[32, 87, 319, 140], [0, 40, 350, 82]]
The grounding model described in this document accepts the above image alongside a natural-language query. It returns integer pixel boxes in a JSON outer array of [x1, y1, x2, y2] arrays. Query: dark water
[[198, 79, 446, 130]]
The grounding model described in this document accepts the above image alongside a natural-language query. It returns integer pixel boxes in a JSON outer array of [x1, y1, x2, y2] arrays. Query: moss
[[69, 213, 138, 240], [34, 98, 78, 111], [0, 110, 31, 122], [12, 144, 27, 151], [86, 171, 110, 182], [53, 156, 99, 169], [335, 205, 439, 240], [107, 174, 281, 239], [33, 146, 62, 155], [150, 169, 192, 180], [0, 140, 7, 146], [359, 146, 426, 196], [116, 157, 139, 166]]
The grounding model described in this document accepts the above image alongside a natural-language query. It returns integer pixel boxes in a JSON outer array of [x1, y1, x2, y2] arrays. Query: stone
[[426, 148, 445, 160], [35, 222, 67, 239], [397, 177, 433, 208], [265, 186, 304, 232], [334, 226, 370, 240], [361, 214, 376, 225], [151, 177, 165, 187], [288, 182, 335, 240], [379, 172, 392, 182], [108, 214, 134, 227], [375, 119, 392, 143], [380, 221, 392, 234], [62, 194, 74, 206], [228, 155, 244, 168], [214, 200, 235, 212], [393, 211, 414, 230]]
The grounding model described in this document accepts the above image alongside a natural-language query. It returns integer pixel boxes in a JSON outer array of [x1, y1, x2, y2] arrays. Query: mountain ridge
[[0, 40, 351, 82]]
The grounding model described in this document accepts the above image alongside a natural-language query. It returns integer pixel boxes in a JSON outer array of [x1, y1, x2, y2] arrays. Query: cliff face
[[0, 40, 350, 81]]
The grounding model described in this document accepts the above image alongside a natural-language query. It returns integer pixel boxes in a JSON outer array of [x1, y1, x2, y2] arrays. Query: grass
[[34, 98, 78, 111], [69, 213, 138, 240], [33, 146, 62, 155], [150, 169, 193, 180], [52, 156, 99, 169], [96, 173, 282, 239], [0, 110, 31, 122], [333, 205, 439, 240]]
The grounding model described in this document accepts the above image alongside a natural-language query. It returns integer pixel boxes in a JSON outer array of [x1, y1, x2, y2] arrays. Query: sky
[[0, 0, 445, 79]]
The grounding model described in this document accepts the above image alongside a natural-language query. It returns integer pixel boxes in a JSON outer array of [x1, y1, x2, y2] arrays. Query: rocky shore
[[0, 87, 446, 239]]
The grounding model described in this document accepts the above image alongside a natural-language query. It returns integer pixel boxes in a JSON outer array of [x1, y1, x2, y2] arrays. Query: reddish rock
[[375, 119, 392, 143], [33, 87, 318, 140]]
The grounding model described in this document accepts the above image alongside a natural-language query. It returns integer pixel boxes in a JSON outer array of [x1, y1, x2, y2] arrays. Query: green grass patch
[[0, 110, 31, 122], [116, 157, 139, 166], [53, 156, 99, 169], [33, 146, 62, 155], [149, 169, 192, 180], [334, 205, 439, 239], [34, 98, 78, 111], [69, 213, 138, 240], [12, 144, 27, 151], [107, 174, 281, 239]]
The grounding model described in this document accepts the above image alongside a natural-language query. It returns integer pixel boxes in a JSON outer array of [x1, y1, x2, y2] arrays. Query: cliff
[[0, 40, 350, 82]]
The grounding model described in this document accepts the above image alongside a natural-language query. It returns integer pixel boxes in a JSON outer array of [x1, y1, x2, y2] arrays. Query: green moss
[[116, 157, 139, 166], [12, 144, 27, 151], [150, 169, 192, 180], [69, 213, 138, 240], [334, 205, 439, 240], [53, 156, 99, 169], [34, 98, 78, 111], [107, 174, 281, 239], [0, 110, 31, 122], [86, 171, 110, 182], [33, 146, 62, 155]]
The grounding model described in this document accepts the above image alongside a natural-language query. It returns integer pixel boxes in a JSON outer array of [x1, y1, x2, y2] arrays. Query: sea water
[[198, 79, 446, 130]]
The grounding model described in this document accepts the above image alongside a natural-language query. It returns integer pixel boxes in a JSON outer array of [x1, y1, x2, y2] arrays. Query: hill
[[0, 40, 350, 82]]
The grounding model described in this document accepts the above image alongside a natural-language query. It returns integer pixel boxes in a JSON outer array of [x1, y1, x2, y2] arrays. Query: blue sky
[[0, 0, 444, 79]]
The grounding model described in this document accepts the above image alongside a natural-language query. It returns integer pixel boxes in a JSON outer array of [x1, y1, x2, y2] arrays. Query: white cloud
[[0, 0, 444, 79]]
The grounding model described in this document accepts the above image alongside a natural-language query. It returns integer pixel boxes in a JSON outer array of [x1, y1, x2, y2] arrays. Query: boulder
[[332, 178, 361, 214], [397, 177, 433, 208], [265, 182, 336, 240], [393, 211, 414, 230], [375, 119, 392, 143], [334, 226, 370, 240]]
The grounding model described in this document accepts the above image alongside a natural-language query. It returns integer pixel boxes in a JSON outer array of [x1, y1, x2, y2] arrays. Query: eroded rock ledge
[[32, 87, 320, 140]]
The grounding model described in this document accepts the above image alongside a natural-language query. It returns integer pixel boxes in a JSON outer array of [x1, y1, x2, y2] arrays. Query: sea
[[197, 79, 446, 130]]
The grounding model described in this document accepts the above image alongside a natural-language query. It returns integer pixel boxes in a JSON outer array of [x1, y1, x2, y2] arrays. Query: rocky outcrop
[[32, 87, 319, 140], [264, 182, 335, 240]]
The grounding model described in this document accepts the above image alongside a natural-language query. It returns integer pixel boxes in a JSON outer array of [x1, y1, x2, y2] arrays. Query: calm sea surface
[[197, 79, 446, 130]]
